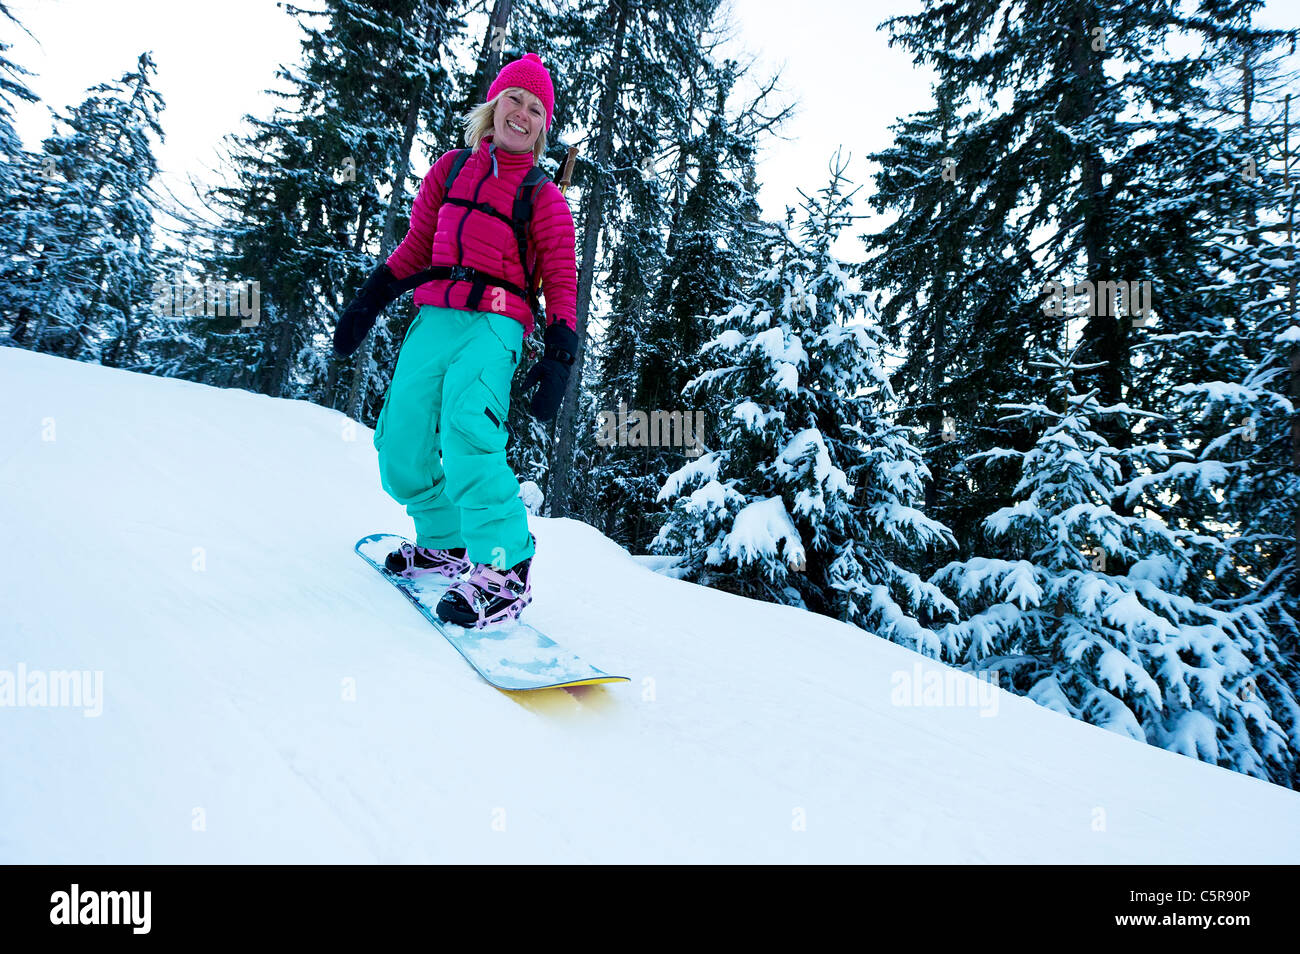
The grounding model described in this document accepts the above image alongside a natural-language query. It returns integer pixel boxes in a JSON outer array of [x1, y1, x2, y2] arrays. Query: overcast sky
[[4, 0, 1297, 262]]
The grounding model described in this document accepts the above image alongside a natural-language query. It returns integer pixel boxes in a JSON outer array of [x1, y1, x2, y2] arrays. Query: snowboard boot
[[384, 541, 472, 580], [435, 549, 533, 629]]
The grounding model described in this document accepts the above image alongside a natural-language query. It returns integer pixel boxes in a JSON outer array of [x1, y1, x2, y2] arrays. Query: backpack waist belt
[[392, 263, 529, 311]]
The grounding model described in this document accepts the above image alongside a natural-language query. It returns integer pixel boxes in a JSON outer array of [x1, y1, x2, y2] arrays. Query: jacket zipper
[[447, 143, 501, 308]]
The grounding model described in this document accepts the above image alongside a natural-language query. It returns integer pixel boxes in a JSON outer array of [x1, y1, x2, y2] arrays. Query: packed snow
[[1, 345, 1297, 862]]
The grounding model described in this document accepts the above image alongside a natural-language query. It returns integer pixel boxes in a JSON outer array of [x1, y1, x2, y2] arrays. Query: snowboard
[[354, 533, 630, 692]]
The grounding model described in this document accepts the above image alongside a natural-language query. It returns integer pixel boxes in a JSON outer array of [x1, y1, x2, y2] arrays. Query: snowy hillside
[[1, 344, 1297, 863]]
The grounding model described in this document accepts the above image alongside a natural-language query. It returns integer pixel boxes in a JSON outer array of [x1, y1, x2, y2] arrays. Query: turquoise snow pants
[[373, 304, 535, 569]]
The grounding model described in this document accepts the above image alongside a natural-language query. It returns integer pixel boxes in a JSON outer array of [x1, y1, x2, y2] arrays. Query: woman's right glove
[[334, 262, 403, 358], [521, 322, 578, 421]]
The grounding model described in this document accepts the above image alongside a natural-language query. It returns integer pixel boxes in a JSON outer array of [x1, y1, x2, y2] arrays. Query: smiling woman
[[334, 51, 579, 630]]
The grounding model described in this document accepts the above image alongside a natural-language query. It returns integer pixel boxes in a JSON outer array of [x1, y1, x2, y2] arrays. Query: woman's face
[[493, 88, 545, 154]]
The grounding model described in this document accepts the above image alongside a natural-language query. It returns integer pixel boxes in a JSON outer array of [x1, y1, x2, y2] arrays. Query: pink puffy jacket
[[385, 133, 578, 337]]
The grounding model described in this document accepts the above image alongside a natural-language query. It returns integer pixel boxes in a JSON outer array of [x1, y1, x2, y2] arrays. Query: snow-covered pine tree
[[0, 1, 34, 165], [931, 346, 1296, 786], [541, 0, 770, 521], [859, 74, 1061, 586], [653, 151, 955, 637], [583, 128, 665, 542], [0, 2, 44, 347], [178, 0, 465, 401], [1131, 32, 1300, 786], [327, 0, 459, 425], [12, 51, 164, 362], [587, 57, 761, 548], [872, 0, 1298, 586]]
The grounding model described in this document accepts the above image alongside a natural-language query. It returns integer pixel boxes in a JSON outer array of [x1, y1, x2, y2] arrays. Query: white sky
[[4, 0, 1298, 264], [0, 0, 934, 263]]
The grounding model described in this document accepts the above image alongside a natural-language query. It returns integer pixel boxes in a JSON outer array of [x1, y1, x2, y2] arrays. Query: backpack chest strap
[[442, 196, 517, 230]]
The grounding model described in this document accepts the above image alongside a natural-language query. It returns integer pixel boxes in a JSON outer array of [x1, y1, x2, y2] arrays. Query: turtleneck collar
[[479, 133, 535, 178]]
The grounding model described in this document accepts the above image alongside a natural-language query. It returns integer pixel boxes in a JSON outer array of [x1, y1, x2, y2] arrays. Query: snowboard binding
[[384, 541, 472, 580], [436, 555, 533, 629]]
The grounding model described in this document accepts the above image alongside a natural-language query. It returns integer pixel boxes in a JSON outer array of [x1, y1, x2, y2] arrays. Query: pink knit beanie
[[487, 52, 555, 131]]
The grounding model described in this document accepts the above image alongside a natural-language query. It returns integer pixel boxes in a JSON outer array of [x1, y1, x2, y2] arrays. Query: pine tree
[[871, 0, 1299, 587], [653, 153, 955, 637], [542, 0, 753, 520], [583, 122, 665, 542], [0, 2, 43, 347], [0, 2, 34, 166], [931, 346, 1297, 785], [860, 76, 1055, 585], [179, 0, 461, 403], [588, 56, 760, 548], [1137, 32, 1300, 786], [14, 52, 165, 363], [330, 0, 459, 425]]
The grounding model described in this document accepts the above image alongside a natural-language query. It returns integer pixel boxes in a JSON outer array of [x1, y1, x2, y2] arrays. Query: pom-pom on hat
[[487, 52, 555, 131]]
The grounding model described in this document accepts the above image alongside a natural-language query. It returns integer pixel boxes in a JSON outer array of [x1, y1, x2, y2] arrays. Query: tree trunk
[[1069, 14, 1118, 410], [477, 0, 514, 103], [267, 296, 300, 397], [925, 84, 956, 516], [1287, 96, 1298, 597], [547, 0, 629, 517], [1241, 49, 1263, 367], [1067, 12, 1132, 551], [72, 256, 112, 360]]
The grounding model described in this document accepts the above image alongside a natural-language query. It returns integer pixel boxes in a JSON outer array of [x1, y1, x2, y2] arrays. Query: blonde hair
[[461, 86, 548, 164]]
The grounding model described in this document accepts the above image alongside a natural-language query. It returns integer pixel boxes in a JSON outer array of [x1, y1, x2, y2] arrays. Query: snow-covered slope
[[1, 345, 1297, 863]]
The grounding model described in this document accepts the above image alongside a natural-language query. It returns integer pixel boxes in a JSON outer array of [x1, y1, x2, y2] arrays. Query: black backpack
[[391, 147, 552, 326]]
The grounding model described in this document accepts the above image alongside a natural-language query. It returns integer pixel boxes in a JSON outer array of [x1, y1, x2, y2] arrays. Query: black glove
[[521, 322, 578, 421], [334, 262, 403, 358]]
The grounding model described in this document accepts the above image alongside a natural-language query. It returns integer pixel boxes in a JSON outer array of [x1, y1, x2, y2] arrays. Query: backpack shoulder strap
[[442, 148, 472, 194], [395, 148, 474, 293], [512, 165, 552, 321], [512, 165, 551, 232]]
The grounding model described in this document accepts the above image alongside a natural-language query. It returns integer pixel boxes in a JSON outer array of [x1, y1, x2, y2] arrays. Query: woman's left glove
[[521, 322, 578, 421]]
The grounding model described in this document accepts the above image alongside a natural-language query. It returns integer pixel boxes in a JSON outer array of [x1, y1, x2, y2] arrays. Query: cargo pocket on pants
[[484, 313, 523, 365], [457, 371, 510, 453]]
